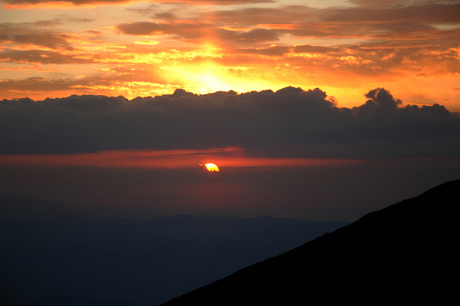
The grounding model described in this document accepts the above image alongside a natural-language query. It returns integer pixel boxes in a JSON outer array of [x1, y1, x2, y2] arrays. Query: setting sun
[[204, 163, 220, 172]]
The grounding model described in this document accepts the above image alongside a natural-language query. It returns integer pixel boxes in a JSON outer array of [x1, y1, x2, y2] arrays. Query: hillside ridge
[[162, 179, 460, 305]]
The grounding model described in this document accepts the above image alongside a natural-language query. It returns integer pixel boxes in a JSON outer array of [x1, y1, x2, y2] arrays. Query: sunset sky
[[1, 0, 460, 109], [1, 0, 460, 221]]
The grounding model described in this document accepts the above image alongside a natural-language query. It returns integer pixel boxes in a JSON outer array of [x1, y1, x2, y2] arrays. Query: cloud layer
[[1, 87, 459, 159]]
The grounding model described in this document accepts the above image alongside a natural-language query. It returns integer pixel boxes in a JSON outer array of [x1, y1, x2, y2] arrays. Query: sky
[[1, 0, 460, 221], [1, 0, 460, 109]]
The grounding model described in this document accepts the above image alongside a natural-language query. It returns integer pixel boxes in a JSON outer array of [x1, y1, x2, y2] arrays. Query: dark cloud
[[322, 3, 460, 23], [209, 5, 318, 26], [347, 0, 403, 7], [116, 22, 176, 36], [293, 44, 342, 54], [0, 23, 73, 50], [202, 3, 460, 40], [2, 0, 132, 4], [239, 45, 290, 56], [355, 87, 402, 117], [117, 22, 281, 44], [115, 3, 459, 73], [288, 38, 460, 77], [209, 2, 460, 28], [0, 67, 164, 95], [21, 16, 95, 26], [216, 28, 281, 44], [2, 0, 271, 5], [0, 49, 94, 64], [1, 87, 459, 159], [0, 77, 81, 92], [349, 0, 460, 8]]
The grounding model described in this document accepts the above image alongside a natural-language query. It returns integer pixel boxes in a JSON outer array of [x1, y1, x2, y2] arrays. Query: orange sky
[[1, 0, 460, 111], [0, 147, 364, 169]]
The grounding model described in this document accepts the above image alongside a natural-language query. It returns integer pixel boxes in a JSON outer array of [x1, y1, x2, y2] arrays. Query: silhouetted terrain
[[0, 196, 346, 305], [163, 179, 460, 305]]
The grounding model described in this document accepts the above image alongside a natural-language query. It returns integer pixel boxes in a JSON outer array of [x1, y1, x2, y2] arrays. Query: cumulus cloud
[[1, 87, 459, 159], [355, 87, 402, 117]]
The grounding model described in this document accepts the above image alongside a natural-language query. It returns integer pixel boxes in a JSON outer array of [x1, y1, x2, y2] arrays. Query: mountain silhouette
[[0, 196, 346, 305], [162, 179, 460, 305]]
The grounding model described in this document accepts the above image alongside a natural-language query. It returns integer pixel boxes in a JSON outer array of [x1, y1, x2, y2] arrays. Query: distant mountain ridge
[[0, 195, 162, 221], [162, 179, 460, 305], [0, 196, 346, 305]]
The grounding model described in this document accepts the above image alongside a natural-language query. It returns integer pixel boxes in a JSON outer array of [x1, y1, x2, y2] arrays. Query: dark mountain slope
[[163, 179, 460, 305]]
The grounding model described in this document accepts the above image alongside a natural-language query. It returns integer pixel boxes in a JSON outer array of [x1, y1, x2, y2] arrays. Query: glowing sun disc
[[204, 163, 219, 172]]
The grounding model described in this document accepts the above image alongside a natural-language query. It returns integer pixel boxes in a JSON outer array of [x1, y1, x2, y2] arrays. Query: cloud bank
[[1, 87, 459, 159]]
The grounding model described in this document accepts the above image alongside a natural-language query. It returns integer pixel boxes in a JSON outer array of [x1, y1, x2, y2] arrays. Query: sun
[[204, 163, 219, 172]]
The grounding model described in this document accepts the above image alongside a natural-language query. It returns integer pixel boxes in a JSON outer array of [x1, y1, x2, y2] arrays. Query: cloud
[[349, 0, 460, 8], [355, 87, 402, 117], [1, 87, 459, 159], [116, 21, 281, 44], [0, 77, 80, 92], [321, 2, 460, 24], [209, 5, 318, 26], [0, 64, 166, 98], [0, 23, 74, 50], [238, 45, 290, 56], [0, 49, 95, 64], [115, 2, 460, 69], [203, 3, 460, 40], [293, 45, 342, 54], [116, 22, 177, 36], [216, 28, 281, 44], [1, 0, 271, 7]]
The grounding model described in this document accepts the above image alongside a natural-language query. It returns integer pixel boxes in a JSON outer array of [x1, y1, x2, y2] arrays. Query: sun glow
[[172, 59, 283, 95], [193, 61, 230, 93], [158, 42, 276, 94]]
